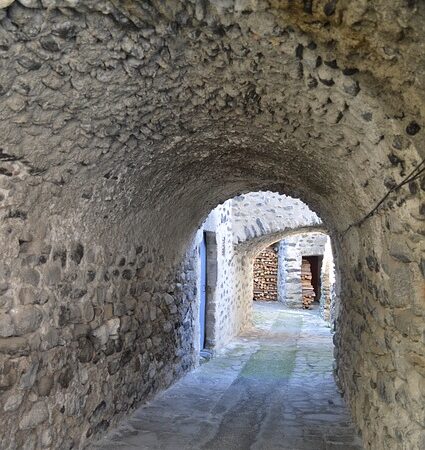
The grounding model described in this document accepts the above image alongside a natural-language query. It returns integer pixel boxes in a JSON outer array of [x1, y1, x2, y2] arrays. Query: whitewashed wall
[[232, 192, 322, 245], [320, 237, 336, 323], [191, 192, 327, 352]]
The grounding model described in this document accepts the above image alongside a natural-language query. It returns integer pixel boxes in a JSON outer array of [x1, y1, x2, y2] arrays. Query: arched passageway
[[191, 191, 326, 352], [0, 2, 424, 450]]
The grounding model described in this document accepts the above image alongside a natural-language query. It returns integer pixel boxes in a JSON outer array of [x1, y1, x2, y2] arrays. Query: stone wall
[[195, 193, 323, 351], [0, 220, 198, 449], [320, 237, 336, 323], [197, 202, 252, 351], [277, 232, 328, 308], [0, 1, 423, 449], [232, 192, 321, 245]]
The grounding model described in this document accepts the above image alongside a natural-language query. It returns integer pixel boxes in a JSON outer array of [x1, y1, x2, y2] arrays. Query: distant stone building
[[192, 192, 331, 352]]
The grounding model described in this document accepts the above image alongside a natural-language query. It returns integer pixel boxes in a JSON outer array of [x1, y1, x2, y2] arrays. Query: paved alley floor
[[93, 302, 363, 450]]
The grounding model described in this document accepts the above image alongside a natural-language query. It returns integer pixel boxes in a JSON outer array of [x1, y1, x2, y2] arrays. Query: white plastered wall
[[191, 192, 326, 352]]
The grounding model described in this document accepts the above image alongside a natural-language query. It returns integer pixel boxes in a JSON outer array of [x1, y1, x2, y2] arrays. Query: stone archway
[[192, 192, 325, 351], [0, 2, 423, 449]]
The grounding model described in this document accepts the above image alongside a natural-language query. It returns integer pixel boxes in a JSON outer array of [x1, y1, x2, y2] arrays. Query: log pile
[[301, 258, 315, 308], [253, 246, 278, 301]]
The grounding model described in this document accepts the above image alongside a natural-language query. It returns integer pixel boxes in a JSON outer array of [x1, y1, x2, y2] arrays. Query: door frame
[[199, 232, 207, 349]]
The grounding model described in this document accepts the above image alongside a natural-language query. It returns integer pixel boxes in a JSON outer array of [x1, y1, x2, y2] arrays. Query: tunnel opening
[[0, 2, 423, 449], [301, 255, 323, 310], [94, 192, 355, 449], [191, 192, 332, 354]]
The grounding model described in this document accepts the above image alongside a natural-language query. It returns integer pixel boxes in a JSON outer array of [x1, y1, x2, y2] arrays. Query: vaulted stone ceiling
[[0, 2, 423, 449], [0, 0, 423, 258]]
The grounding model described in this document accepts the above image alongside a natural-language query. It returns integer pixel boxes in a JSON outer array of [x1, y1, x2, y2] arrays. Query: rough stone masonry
[[0, 1, 424, 450], [195, 192, 324, 352]]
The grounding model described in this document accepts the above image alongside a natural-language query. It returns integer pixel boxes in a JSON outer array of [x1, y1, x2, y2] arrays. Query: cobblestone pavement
[[93, 302, 363, 450]]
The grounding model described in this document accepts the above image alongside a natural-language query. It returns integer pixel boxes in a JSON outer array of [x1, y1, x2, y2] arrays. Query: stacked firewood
[[253, 246, 278, 301], [301, 258, 315, 308]]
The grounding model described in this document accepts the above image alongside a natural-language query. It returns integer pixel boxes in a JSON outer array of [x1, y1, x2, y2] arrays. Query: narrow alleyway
[[94, 303, 363, 450]]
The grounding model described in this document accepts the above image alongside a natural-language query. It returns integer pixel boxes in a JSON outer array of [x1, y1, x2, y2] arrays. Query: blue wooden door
[[199, 233, 207, 349]]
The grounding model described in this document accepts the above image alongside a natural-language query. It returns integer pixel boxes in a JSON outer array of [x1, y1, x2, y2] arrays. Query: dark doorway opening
[[301, 255, 323, 309]]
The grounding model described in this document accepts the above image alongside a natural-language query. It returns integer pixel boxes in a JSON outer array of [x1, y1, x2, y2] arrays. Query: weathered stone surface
[[21, 269, 40, 287], [3, 392, 24, 412], [19, 360, 39, 389], [92, 318, 120, 346], [77, 337, 94, 363], [70, 243, 84, 265], [37, 375, 53, 397], [19, 401, 48, 430], [43, 265, 62, 285], [10, 306, 42, 336], [0, 314, 15, 337], [39, 327, 59, 351], [0, 1, 15, 9], [0, 336, 29, 355], [58, 366, 73, 389], [0, 1, 423, 449], [18, 0, 39, 7], [18, 287, 49, 305]]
